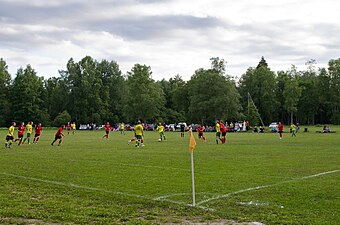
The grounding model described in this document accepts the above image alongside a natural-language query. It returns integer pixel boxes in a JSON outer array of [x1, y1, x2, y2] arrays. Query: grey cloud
[[0, 1, 129, 24], [81, 15, 224, 40]]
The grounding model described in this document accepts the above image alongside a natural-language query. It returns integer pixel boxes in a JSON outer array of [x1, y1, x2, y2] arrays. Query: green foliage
[[283, 65, 302, 123], [1, 56, 340, 126], [10, 65, 47, 124], [124, 64, 165, 122], [53, 110, 71, 126], [239, 58, 278, 124], [0, 58, 11, 126], [187, 68, 241, 124], [328, 58, 340, 124]]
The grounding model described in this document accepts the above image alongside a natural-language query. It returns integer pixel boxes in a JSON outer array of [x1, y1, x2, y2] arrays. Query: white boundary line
[[197, 170, 340, 206], [0, 172, 213, 211]]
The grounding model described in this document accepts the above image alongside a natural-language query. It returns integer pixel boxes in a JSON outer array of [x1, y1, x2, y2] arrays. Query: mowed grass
[[0, 126, 339, 225]]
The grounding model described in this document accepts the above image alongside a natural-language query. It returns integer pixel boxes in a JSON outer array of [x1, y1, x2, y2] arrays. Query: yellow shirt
[[120, 123, 125, 129], [71, 123, 76, 129], [156, 125, 164, 133], [291, 124, 296, 131], [135, 124, 143, 136], [26, 124, 33, 134], [8, 126, 14, 136], [216, 123, 221, 132]]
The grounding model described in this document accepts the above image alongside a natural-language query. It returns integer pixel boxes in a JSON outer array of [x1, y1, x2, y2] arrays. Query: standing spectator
[[180, 123, 185, 137]]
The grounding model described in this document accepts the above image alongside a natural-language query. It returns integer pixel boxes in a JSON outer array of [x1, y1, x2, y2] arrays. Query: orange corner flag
[[189, 130, 196, 153]]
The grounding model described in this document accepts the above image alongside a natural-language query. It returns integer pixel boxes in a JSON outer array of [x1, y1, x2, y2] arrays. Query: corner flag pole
[[191, 151, 196, 206], [189, 129, 197, 206]]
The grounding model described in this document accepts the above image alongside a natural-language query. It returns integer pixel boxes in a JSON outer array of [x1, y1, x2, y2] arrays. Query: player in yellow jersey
[[290, 123, 296, 137], [71, 122, 76, 135], [156, 123, 166, 141], [215, 120, 222, 144], [119, 122, 125, 135], [22, 121, 33, 144], [5, 122, 16, 148], [134, 121, 144, 147]]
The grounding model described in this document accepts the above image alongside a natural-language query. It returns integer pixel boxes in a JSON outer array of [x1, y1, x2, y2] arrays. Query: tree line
[[1, 56, 340, 127]]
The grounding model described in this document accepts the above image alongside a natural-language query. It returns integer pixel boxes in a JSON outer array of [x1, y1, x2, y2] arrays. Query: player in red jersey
[[102, 122, 111, 139], [197, 124, 206, 142], [14, 122, 25, 146], [51, 125, 64, 146], [33, 123, 43, 144], [278, 122, 284, 139], [220, 120, 227, 144], [66, 122, 71, 135]]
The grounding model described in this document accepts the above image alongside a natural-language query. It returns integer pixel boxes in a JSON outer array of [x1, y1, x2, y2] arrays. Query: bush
[[53, 110, 71, 127]]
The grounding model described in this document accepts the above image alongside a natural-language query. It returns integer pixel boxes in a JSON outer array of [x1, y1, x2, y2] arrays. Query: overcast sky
[[1, 0, 339, 81]]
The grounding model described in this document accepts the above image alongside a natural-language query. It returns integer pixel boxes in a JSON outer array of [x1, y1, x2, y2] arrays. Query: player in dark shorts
[[15, 122, 25, 146], [66, 122, 71, 135], [197, 124, 206, 142], [33, 123, 43, 144], [220, 120, 227, 144], [51, 126, 64, 146], [180, 124, 185, 137], [5, 122, 16, 148], [102, 122, 111, 139]]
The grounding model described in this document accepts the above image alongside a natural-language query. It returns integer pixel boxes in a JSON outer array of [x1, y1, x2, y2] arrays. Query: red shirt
[[278, 123, 283, 132], [197, 126, 205, 134], [220, 123, 227, 133], [105, 124, 111, 131], [35, 125, 42, 135], [56, 127, 63, 136], [18, 125, 25, 135], [66, 124, 71, 130]]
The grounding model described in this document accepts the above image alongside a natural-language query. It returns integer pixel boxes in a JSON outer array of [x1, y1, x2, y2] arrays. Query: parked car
[[176, 122, 188, 130], [269, 122, 278, 132], [168, 124, 176, 131]]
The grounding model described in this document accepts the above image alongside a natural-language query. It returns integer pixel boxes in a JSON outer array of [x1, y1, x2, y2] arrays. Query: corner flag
[[189, 129, 196, 206], [189, 130, 196, 153]]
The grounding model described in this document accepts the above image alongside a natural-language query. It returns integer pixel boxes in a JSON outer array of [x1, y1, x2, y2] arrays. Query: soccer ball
[[158, 139, 162, 142]]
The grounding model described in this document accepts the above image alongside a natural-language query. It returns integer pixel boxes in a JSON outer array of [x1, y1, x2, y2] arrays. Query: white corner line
[[0, 172, 214, 211], [197, 169, 340, 206]]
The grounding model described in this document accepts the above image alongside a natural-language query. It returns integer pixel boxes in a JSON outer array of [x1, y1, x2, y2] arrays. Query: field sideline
[[0, 127, 339, 224]]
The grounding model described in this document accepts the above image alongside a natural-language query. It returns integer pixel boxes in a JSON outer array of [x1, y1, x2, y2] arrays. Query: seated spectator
[[323, 126, 331, 133], [259, 126, 265, 133]]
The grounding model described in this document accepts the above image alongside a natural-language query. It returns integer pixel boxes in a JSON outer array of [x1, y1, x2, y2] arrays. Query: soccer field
[[1, 127, 339, 224]]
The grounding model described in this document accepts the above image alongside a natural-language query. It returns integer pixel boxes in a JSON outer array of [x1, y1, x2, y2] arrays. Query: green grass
[[0, 126, 339, 224]]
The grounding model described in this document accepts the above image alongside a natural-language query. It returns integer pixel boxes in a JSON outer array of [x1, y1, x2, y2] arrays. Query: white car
[[269, 122, 278, 131], [176, 122, 188, 129]]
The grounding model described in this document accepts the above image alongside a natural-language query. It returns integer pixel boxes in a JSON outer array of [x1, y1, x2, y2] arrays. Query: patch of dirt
[[165, 220, 265, 225], [0, 217, 67, 225]]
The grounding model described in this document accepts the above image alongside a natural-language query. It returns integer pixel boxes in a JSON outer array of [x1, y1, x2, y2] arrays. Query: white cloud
[[1, 0, 340, 80]]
